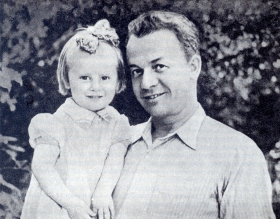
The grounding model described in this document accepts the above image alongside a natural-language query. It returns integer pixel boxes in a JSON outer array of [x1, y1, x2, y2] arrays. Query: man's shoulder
[[199, 116, 260, 154], [201, 116, 251, 139], [201, 115, 231, 129]]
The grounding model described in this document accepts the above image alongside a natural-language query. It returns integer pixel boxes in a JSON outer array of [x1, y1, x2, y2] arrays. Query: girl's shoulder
[[109, 107, 131, 145], [29, 113, 63, 129], [105, 106, 129, 122], [28, 113, 65, 148]]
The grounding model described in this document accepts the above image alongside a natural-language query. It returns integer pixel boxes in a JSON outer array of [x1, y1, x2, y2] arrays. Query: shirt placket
[[119, 137, 174, 218]]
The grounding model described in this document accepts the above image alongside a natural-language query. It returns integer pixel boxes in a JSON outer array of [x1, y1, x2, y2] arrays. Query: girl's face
[[67, 43, 119, 112]]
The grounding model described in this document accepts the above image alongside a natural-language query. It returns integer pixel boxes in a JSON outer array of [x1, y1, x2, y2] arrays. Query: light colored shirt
[[113, 105, 275, 219], [21, 98, 130, 219]]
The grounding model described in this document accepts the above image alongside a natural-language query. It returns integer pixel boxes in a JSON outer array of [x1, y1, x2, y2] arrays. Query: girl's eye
[[154, 64, 167, 72], [131, 68, 143, 78], [80, 76, 91, 80], [101, 76, 110, 80]]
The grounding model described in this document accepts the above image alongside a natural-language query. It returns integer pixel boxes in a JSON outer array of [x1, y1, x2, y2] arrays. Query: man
[[113, 11, 275, 218]]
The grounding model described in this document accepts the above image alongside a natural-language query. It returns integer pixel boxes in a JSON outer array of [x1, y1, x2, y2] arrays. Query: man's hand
[[65, 198, 96, 219], [91, 193, 115, 219]]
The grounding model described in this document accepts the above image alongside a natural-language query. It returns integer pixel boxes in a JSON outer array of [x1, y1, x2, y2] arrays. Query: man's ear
[[189, 54, 201, 80]]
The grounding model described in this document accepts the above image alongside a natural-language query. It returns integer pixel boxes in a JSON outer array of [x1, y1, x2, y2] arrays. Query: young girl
[[21, 19, 130, 219]]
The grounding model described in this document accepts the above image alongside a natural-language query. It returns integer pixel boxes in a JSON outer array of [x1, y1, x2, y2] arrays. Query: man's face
[[126, 29, 200, 120]]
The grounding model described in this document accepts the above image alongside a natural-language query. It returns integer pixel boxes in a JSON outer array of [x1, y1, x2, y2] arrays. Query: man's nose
[[141, 69, 158, 89]]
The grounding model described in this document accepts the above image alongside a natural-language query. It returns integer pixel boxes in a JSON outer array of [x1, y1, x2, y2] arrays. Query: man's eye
[[154, 64, 167, 72], [101, 76, 110, 80], [80, 76, 91, 80], [131, 69, 143, 77]]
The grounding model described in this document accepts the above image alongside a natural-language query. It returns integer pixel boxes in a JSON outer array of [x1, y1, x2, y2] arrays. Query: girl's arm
[[32, 144, 95, 219], [91, 142, 126, 219]]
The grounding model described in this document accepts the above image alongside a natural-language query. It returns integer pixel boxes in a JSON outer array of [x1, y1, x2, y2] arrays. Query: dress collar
[[131, 104, 206, 150], [60, 98, 116, 124]]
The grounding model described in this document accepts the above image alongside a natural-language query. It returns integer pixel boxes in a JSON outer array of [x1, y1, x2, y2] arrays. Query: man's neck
[[151, 102, 199, 140]]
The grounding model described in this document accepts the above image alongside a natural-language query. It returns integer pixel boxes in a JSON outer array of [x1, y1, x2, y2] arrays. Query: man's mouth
[[142, 93, 165, 100]]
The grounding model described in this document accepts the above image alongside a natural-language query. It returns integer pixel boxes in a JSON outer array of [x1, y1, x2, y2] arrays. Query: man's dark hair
[[127, 10, 200, 61]]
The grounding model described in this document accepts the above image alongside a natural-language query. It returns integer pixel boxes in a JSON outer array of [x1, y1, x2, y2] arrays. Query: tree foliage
[[1, 0, 280, 218]]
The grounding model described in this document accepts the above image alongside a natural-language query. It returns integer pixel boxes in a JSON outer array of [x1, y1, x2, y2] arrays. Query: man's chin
[[142, 106, 166, 118]]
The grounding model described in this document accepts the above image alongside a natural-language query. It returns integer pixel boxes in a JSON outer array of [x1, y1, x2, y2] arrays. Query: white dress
[[21, 98, 130, 219]]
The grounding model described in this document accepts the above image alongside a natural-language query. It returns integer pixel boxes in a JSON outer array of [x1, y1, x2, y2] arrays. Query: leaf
[[1, 66, 23, 87], [270, 150, 280, 159], [0, 175, 21, 196], [0, 190, 22, 218], [0, 75, 12, 92], [0, 90, 17, 111], [0, 134, 18, 144], [7, 144, 25, 153], [5, 149, 26, 169]]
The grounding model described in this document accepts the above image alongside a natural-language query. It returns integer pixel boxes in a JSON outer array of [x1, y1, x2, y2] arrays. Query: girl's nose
[[90, 79, 101, 91]]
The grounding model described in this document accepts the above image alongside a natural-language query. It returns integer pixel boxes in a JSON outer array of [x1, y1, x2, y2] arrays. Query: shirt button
[[104, 115, 112, 120], [145, 151, 151, 159]]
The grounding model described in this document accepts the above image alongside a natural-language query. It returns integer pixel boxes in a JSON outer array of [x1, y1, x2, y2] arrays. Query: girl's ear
[[65, 82, 70, 90], [116, 81, 121, 94], [116, 81, 125, 94], [64, 81, 71, 95]]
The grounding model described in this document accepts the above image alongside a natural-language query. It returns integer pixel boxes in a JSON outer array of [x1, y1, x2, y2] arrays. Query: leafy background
[[1, 0, 280, 218]]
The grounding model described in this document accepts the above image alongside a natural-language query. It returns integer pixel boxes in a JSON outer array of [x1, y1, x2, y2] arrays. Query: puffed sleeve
[[111, 114, 131, 148], [28, 113, 64, 149]]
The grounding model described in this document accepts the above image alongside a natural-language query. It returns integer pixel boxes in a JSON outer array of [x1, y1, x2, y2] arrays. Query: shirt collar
[[175, 105, 206, 150], [131, 104, 206, 150], [60, 98, 115, 124]]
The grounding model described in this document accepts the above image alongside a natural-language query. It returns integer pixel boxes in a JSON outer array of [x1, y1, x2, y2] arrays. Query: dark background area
[[1, 0, 280, 218]]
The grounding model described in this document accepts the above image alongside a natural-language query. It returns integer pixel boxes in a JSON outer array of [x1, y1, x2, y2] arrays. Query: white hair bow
[[76, 19, 119, 54]]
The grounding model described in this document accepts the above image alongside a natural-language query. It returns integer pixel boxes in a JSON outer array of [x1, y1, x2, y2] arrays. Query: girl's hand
[[66, 198, 96, 219], [91, 193, 115, 219]]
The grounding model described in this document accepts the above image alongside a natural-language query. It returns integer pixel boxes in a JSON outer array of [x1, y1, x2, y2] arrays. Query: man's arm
[[220, 142, 275, 219]]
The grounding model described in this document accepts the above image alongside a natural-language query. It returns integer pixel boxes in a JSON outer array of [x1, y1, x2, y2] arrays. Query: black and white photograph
[[1, 0, 280, 218]]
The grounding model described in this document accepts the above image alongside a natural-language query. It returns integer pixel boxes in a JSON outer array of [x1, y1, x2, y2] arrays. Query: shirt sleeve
[[111, 114, 131, 148], [220, 140, 275, 219], [28, 113, 64, 149]]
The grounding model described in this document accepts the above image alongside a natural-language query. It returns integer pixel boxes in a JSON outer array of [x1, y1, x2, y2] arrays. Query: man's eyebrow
[[128, 64, 140, 68], [128, 57, 163, 68], [150, 57, 162, 64]]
